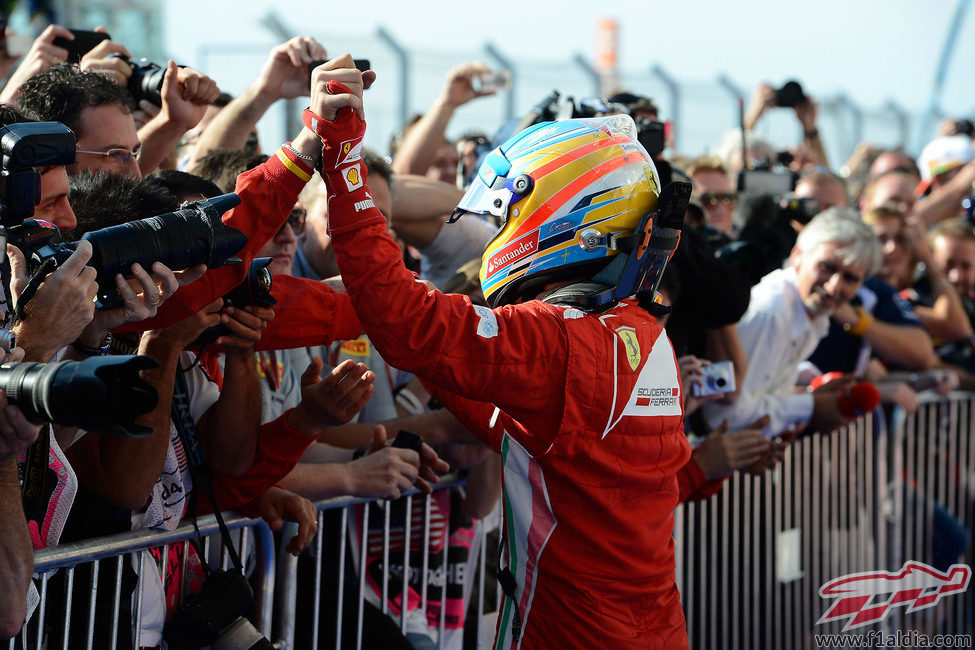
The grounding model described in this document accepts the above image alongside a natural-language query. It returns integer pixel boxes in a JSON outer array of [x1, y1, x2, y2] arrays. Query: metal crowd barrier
[[676, 392, 975, 649], [13, 513, 276, 650], [272, 477, 502, 650], [16, 393, 973, 649]]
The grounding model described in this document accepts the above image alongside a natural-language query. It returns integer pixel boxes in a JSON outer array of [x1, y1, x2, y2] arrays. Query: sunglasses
[[76, 146, 140, 167], [700, 192, 737, 208], [279, 207, 306, 235]]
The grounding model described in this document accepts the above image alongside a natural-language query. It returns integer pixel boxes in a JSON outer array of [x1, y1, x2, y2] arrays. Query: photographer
[[744, 81, 829, 170], [17, 59, 218, 179]]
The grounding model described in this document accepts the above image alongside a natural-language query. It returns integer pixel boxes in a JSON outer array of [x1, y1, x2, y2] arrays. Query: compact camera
[[692, 360, 736, 397]]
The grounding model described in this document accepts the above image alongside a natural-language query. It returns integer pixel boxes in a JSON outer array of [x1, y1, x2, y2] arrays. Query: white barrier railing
[[15, 394, 973, 649]]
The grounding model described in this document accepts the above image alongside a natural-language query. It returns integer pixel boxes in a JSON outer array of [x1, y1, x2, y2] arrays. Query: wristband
[[803, 128, 819, 139], [842, 307, 874, 337], [72, 332, 112, 357], [283, 142, 317, 166]]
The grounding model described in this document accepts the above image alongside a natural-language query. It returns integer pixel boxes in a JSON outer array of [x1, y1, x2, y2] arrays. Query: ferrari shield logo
[[616, 326, 641, 371]]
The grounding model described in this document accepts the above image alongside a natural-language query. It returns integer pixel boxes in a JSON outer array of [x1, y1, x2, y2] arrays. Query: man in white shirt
[[704, 208, 882, 437]]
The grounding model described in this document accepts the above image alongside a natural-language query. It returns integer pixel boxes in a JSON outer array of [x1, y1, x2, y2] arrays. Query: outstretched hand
[[288, 358, 375, 435]]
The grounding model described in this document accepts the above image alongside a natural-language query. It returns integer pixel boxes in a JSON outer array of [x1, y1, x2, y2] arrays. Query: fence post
[[377, 26, 411, 128], [572, 53, 601, 98], [883, 99, 911, 151], [260, 11, 300, 143], [716, 73, 745, 127], [650, 64, 681, 151], [485, 42, 516, 122], [827, 93, 864, 163]]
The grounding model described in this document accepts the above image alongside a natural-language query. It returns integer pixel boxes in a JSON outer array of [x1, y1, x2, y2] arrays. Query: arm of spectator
[[280, 425, 424, 500], [77, 28, 131, 86], [914, 161, 975, 228], [0, 459, 33, 639], [692, 416, 771, 478], [0, 24, 72, 104], [66, 300, 222, 510], [189, 37, 327, 168], [137, 62, 219, 176], [795, 96, 829, 169], [704, 324, 747, 404], [832, 302, 938, 370], [742, 82, 775, 132], [8, 242, 97, 362], [389, 175, 466, 248], [391, 61, 493, 176], [239, 486, 318, 556], [808, 375, 856, 435], [196, 305, 272, 477], [209, 359, 378, 509]]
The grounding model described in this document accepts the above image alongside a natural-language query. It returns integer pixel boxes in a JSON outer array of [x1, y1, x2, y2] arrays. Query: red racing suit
[[319, 109, 692, 649]]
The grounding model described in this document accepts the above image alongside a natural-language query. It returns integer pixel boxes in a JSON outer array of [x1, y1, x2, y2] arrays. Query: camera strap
[[14, 256, 57, 323], [171, 363, 243, 572], [20, 424, 50, 518]]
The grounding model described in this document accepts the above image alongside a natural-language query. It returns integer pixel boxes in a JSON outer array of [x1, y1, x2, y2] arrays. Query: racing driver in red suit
[[306, 55, 692, 649]]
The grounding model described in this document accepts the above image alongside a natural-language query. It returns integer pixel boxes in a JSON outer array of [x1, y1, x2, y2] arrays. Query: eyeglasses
[[76, 147, 140, 167], [700, 192, 737, 208], [279, 207, 306, 235]]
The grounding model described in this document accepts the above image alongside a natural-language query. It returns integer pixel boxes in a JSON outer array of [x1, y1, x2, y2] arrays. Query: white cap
[[918, 135, 975, 182]]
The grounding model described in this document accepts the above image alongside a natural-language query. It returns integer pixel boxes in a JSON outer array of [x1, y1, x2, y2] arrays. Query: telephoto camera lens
[[0, 355, 159, 437], [83, 193, 245, 280]]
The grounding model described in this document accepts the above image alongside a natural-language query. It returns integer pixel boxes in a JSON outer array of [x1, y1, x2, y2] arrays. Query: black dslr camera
[[13, 193, 247, 310], [0, 122, 76, 226], [106, 54, 168, 106], [163, 568, 273, 650], [191, 257, 277, 346]]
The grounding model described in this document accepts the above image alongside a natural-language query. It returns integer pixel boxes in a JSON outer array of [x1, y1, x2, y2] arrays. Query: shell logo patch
[[616, 326, 641, 371], [344, 164, 363, 192]]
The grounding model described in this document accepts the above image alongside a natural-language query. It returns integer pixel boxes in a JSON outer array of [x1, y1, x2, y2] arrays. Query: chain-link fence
[[196, 26, 951, 170]]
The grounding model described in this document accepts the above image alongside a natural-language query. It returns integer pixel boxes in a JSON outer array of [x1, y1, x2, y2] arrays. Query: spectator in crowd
[[794, 170, 849, 211], [391, 61, 496, 181], [17, 60, 217, 178], [862, 205, 971, 343], [858, 169, 918, 215], [926, 219, 975, 374], [704, 208, 882, 437], [686, 155, 737, 236], [913, 135, 975, 227]]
